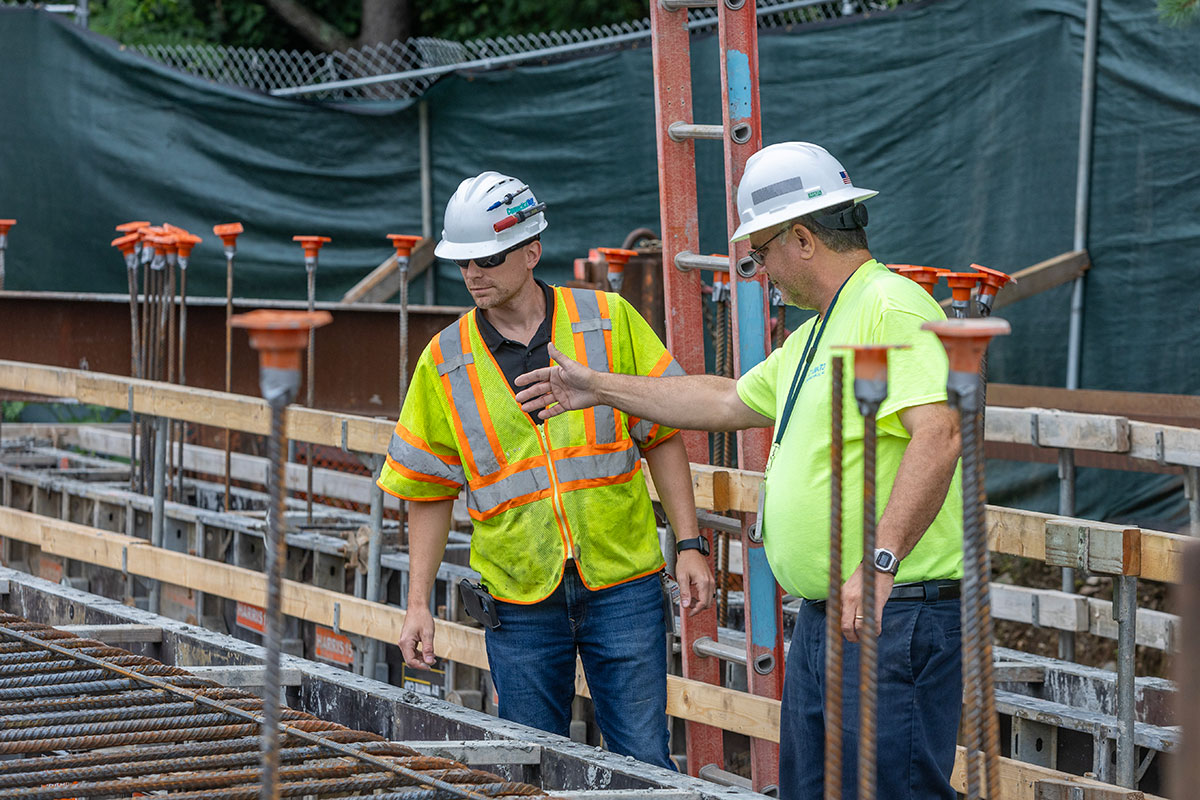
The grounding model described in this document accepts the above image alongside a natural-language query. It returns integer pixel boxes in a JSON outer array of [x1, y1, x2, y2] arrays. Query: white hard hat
[[730, 142, 877, 242], [434, 171, 548, 261]]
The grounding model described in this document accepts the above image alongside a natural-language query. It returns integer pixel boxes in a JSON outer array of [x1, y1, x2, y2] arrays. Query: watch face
[[874, 549, 897, 573]]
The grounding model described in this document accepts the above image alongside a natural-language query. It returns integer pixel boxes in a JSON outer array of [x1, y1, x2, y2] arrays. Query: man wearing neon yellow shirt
[[515, 143, 964, 800]]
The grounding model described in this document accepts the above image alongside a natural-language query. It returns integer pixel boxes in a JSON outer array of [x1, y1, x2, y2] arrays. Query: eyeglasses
[[748, 226, 788, 267], [453, 242, 522, 270]]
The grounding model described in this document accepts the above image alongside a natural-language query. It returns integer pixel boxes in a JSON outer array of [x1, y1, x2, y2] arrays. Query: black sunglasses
[[453, 242, 523, 270], [748, 226, 787, 267]]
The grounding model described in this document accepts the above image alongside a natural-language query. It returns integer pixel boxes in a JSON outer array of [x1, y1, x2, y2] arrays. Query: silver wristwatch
[[872, 548, 900, 575]]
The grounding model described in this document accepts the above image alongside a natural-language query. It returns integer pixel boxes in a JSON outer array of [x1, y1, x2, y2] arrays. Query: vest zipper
[[536, 422, 578, 562]]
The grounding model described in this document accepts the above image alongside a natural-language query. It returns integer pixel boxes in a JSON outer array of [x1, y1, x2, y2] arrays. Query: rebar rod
[[262, 385, 292, 799], [857, 403, 878, 800], [959, 396, 984, 799], [166, 254, 178, 499], [364, 453, 386, 674], [823, 355, 845, 800], [305, 264, 317, 528], [1115, 573, 1138, 787], [971, 407, 1002, 800], [177, 257, 190, 499], [149, 413, 169, 613], [126, 252, 141, 490], [224, 251, 235, 510]]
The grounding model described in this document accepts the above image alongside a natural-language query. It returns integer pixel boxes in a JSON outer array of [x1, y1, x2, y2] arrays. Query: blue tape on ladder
[[747, 544, 779, 649], [736, 280, 767, 372], [726, 50, 752, 121]]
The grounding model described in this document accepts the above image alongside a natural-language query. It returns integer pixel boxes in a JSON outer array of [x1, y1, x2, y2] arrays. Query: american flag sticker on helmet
[[840, 170, 852, 185]]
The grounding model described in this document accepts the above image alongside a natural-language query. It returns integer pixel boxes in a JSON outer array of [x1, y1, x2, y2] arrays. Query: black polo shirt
[[475, 279, 555, 423]]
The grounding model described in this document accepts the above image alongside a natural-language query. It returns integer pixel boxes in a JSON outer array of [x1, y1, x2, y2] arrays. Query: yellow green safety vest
[[377, 285, 684, 604]]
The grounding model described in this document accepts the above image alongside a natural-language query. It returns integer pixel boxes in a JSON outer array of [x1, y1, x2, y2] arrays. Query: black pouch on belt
[[457, 579, 501, 630]]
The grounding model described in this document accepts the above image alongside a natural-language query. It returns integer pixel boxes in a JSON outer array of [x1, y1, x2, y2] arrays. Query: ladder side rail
[[649, 0, 725, 778], [717, 0, 785, 792]]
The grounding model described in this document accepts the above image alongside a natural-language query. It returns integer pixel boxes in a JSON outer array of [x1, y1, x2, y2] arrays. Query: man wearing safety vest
[[513, 144, 965, 799], [379, 171, 715, 768]]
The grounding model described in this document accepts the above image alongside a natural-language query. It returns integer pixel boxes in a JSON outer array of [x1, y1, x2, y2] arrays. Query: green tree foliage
[[89, 0, 651, 50], [90, 0, 361, 48], [1159, 0, 1199, 25]]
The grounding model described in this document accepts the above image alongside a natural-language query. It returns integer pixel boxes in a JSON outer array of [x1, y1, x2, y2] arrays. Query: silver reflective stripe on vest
[[660, 358, 686, 377], [466, 465, 552, 514], [387, 432, 465, 486], [437, 320, 501, 477], [629, 418, 656, 444], [568, 289, 617, 444], [553, 446, 639, 486]]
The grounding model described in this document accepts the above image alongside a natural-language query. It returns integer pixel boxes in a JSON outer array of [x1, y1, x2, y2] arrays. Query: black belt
[[806, 579, 960, 608]]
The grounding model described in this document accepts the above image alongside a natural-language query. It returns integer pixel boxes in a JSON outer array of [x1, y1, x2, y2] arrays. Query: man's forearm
[[406, 499, 454, 607], [597, 373, 770, 432], [643, 434, 701, 541]]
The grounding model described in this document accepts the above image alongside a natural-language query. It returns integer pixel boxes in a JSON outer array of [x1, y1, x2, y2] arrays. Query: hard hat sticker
[[840, 170, 852, 185], [505, 198, 535, 216], [807, 189, 823, 199]]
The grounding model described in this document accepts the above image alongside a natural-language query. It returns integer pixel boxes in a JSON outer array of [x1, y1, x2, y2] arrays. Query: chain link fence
[[117, 0, 918, 101]]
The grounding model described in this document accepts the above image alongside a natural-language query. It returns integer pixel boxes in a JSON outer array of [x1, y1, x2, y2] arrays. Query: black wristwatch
[[873, 548, 900, 575], [675, 536, 710, 557]]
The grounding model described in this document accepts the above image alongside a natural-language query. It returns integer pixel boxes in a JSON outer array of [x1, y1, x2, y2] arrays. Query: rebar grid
[[823, 355, 844, 800], [0, 617, 543, 799]]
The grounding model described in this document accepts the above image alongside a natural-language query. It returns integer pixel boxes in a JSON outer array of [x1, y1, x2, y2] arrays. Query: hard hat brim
[[729, 186, 878, 243], [434, 217, 548, 261]]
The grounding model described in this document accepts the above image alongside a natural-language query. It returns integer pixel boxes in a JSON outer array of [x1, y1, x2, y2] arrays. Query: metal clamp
[[1030, 415, 1041, 447], [332, 601, 342, 635], [341, 419, 349, 453], [1155, 430, 1166, 466]]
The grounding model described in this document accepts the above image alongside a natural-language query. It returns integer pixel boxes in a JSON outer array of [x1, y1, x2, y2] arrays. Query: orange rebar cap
[[175, 233, 203, 259], [836, 344, 909, 382], [115, 220, 149, 234], [0, 220, 14, 236], [110, 232, 140, 255], [293, 235, 331, 259], [943, 271, 985, 303], [921, 318, 1011, 373], [970, 263, 1016, 299], [386, 234, 422, 259], [896, 266, 947, 295], [598, 247, 638, 272], [213, 222, 245, 248], [231, 309, 332, 371]]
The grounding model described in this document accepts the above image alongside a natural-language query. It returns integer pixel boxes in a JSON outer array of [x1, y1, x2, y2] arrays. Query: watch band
[[675, 536, 710, 557]]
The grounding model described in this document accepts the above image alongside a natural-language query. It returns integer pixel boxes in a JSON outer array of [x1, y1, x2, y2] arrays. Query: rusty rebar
[[224, 249, 235, 510], [857, 401, 879, 800], [823, 355, 845, 800]]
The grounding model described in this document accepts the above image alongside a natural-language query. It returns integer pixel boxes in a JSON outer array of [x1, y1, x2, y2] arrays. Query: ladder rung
[[659, 0, 718, 9], [674, 252, 730, 273], [667, 122, 724, 142]]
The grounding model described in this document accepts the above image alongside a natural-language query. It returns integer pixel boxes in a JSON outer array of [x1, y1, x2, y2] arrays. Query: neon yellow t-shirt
[[736, 259, 964, 600]]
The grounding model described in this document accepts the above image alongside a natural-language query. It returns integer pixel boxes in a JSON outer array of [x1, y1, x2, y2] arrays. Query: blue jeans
[[483, 564, 673, 769], [780, 592, 962, 800]]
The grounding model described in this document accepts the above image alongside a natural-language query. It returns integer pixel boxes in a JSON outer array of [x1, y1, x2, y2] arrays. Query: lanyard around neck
[[771, 271, 856, 451]]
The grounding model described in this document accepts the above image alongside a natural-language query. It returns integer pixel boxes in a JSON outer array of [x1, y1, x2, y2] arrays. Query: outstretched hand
[[514, 343, 601, 419]]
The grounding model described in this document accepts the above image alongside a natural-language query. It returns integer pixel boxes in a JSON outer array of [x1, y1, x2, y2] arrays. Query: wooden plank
[[1088, 599, 1179, 652], [950, 747, 1166, 800], [342, 237, 434, 304], [990, 584, 1089, 632], [937, 251, 1090, 314], [1128, 420, 1200, 468], [988, 384, 1200, 427], [0, 507, 781, 742], [987, 506, 1185, 584], [1034, 778, 1144, 799], [987, 408, 1130, 453]]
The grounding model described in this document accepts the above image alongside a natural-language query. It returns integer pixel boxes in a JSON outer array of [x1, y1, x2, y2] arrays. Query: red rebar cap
[[386, 234, 422, 259], [835, 344, 910, 382], [0, 220, 14, 236], [896, 266, 947, 295], [943, 271, 985, 302], [293, 235, 331, 259], [231, 309, 333, 371], [573, 257, 588, 282], [213, 222, 245, 248], [921, 318, 1011, 373], [115, 220, 149, 234], [142, 233, 174, 255], [598, 247, 638, 272], [970, 263, 1016, 299], [110, 232, 140, 255], [175, 233, 203, 258]]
